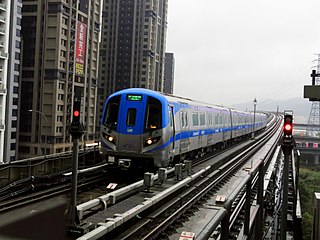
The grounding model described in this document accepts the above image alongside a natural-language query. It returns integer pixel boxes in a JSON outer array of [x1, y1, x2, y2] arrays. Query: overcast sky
[[166, 0, 320, 110]]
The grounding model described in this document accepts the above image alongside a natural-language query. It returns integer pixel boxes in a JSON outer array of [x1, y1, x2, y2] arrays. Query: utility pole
[[306, 54, 320, 136]]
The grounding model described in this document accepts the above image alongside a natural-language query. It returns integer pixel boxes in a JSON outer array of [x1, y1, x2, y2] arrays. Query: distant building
[[164, 52, 175, 94], [98, 0, 168, 121], [0, 0, 22, 163], [18, 0, 101, 159]]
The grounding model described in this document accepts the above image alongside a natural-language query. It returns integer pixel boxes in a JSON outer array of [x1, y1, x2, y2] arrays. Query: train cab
[[101, 89, 172, 168]]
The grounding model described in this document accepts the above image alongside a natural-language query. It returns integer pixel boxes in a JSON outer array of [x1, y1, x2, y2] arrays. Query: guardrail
[[0, 146, 102, 189]]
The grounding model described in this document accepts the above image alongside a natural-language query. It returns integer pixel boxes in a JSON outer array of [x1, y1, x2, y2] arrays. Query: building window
[[60, 50, 66, 57], [15, 41, 20, 49], [15, 52, 20, 60], [14, 75, 19, 83], [12, 109, 17, 116], [58, 94, 64, 100], [11, 132, 16, 139], [60, 61, 66, 68], [12, 120, 17, 128], [10, 143, 16, 151], [14, 63, 20, 71], [17, 17, 21, 26], [13, 86, 19, 94], [61, 39, 67, 47], [13, 98, 18, 105]]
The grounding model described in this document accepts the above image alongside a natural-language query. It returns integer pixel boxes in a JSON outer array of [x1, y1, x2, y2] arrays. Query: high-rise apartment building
[[0, 0, 22, 163], [163, 52, 174, 94], [98, 0, 168, 119], [18, 0, 101, 159]]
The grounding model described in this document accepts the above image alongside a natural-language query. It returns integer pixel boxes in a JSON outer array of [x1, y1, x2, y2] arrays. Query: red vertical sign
[[75, 21, 87, 75]]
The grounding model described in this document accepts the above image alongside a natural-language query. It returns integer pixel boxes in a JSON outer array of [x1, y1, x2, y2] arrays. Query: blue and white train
[[100, 88, 267, 168]]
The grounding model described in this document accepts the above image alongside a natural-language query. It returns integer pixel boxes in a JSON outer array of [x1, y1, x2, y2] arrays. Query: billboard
[[75, 21, 87, 75]]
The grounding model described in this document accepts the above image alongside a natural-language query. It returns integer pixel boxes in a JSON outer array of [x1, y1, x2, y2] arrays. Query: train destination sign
[[127, 94, 142, 101]]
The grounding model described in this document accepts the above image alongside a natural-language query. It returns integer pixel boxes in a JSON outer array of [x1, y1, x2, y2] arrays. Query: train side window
[[208, 114, 212, 126], [200, 113, 205, 126], [214, 114, 218, 125], [145, 96, 162, 131], [181, 112, 185, 128], [192, 112, 199, 126], [105, 95, 120, 127], [126, 108, 136, 126], [185, 112, 188, 127]]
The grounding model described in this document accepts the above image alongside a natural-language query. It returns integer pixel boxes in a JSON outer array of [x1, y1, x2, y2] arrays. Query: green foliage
[[298, 167, 320, 239]]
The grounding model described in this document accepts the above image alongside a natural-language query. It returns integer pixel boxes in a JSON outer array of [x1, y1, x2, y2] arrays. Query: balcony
[[0, 28, 5, 35], [0, 119, 4, 130], [0, 51, 7, 59], [0, 16, 5, 23], [0, 4, 6, 12], [0, 83, 6, 94]]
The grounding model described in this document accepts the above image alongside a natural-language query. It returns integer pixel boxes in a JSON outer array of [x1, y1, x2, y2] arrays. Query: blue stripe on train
[[147, 124, 254, 152]]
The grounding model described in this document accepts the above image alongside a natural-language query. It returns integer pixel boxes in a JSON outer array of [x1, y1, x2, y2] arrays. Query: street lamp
[[29, 109, 48, 156], [252, 98, 257, 140]]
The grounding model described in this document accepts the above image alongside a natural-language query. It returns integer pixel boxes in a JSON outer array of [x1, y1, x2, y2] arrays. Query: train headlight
[[108, 136, 114, 142], [103, 133, 115, 144], [144, 136, 161, 147]]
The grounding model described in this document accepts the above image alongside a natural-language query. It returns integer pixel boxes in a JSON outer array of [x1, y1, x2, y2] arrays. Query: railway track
[[75, 116, 281, 239]]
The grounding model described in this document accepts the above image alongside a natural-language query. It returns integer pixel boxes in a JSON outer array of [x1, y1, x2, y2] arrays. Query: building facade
[[163, 52, 174, 94], [98, 0, 168, 120], [18, 0, 101, 159], [0, 0, 22, 163]]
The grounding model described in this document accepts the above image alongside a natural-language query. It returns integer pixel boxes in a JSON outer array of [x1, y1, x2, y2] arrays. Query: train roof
[[108, 88, 264, 116]]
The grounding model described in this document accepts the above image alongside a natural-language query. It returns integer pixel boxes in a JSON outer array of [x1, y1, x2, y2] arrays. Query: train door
[[168, 106, 175, 157], [117, 96, 145, 152], [199, 113, 206, 147], [222, 111, 227, 142]]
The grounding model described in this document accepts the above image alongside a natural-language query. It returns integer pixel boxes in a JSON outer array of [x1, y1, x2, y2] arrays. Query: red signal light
[[74, 110, 80, 117], [284, 123, 292, 131], [283, 114, 293, 136], [72, 100, 81, 124]]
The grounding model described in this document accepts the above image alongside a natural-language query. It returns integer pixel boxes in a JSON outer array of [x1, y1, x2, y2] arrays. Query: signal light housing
[[283, 114, 293, 137], [68, 99, 84, 137], [72, 100, 81, 124]]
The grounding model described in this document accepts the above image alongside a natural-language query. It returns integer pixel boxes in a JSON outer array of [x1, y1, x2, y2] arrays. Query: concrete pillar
[[312, 193, 320, 240], [315, 155, 319, 165]]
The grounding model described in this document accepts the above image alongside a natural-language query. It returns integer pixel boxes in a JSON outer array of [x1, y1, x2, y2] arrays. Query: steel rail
[[113, 118, 281, 239]]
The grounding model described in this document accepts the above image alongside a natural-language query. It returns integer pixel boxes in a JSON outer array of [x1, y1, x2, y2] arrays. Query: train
[[100, 88, 267, 169]]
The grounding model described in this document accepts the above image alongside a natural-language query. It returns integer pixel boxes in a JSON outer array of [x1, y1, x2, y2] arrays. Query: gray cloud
[[166, 0, 320, 113]]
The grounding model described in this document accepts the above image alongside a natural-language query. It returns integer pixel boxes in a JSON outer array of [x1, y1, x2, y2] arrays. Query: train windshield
[[104, 95, 121, 128], [145, 96, 162, 131]]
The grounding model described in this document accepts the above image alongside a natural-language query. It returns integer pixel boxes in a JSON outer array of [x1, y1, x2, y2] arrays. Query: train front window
[[105, 95, 120, 128], [126, 108, 136, 126], [145, 97, 162, 131]]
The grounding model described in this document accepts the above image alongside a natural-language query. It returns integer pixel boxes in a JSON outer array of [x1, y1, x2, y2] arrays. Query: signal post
[[280, 111, 294, 240], [68, 100, 84, 227]]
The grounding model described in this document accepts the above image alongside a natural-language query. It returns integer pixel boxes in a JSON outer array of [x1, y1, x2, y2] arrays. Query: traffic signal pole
[[68, 100, 84, 227], [280, 111, 294, 240], [69, 136, 80, 225]]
